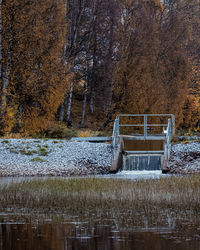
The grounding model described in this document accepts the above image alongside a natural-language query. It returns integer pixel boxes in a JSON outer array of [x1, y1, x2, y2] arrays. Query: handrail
[[111, 114, 175, 172], [112, 114, 174, 158], [116, 114, 175, 137]]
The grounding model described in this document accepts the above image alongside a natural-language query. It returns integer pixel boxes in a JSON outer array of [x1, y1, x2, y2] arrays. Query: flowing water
[[114, 170, 166, 179], [122, 139, 165, 171]]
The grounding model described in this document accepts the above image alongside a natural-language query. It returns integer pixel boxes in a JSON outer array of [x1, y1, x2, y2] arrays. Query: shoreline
[[167, 141, 200, 174], [0, 139, 199, 177], [0, 139, 111, 177]]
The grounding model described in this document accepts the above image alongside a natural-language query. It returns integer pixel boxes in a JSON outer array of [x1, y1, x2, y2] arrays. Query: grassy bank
[[1, 176, 200, 216]]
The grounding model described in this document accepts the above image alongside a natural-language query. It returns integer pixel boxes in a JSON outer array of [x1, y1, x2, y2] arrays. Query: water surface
[[0, 170, 169, 186], [1, 217, 200, 250], [0, 172, 199, 250]]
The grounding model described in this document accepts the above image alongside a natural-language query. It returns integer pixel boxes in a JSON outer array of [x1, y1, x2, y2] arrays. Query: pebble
[[168, 141, 200, 174], [0, 139, 199, 176], [0, 139, 111, 177]]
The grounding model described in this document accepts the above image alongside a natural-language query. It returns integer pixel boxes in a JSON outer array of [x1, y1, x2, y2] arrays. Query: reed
[[1, 176, 200, 216]]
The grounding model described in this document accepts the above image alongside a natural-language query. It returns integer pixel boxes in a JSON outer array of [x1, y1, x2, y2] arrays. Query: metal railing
[[111, 114, 175, 171], [112, 114, 175, 157], [116, 114, 175, 138]]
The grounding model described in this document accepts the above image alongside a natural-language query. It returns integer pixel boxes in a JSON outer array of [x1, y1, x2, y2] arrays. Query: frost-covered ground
[[168, 141, 200, 174], [0, 139, 199, 177], [0, 139, 111, 176]]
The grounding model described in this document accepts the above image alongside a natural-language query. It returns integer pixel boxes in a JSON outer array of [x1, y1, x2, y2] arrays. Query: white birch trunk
[[89, 15, 97, 114], [89, 54, 95, 114], [66, 81, 73, 123], [80, 78, 88, 127]]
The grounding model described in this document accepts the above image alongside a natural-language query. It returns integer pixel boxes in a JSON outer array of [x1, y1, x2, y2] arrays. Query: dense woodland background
[[0, 0, 199, 136]]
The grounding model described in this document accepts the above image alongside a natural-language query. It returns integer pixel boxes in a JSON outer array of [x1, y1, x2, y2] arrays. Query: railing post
[[171, 114, 175, 136], [168, 119, 171, 159], [144, 115, 147, 138]]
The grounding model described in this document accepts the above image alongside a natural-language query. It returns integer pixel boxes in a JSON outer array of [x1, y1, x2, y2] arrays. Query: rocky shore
[[167, 141, 200, 174], [0, 139, 111, 177], [0, 138, 199, 177]]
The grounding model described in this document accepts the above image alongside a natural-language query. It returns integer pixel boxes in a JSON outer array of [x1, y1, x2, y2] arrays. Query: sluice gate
[[110, 114, 175, 173]]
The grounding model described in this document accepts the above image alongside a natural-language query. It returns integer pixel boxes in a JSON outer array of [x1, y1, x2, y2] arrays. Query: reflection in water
[[1, 217, 200, 250], [0, 175, 200, 249]]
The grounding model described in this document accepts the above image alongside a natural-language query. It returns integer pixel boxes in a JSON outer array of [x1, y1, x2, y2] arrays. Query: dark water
[[0, 174, 200, 250], [123, 140, 164, 151], [1, 217, 200, 250]]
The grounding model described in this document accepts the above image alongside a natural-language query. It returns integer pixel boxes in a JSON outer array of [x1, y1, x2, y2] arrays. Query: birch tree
[[9, 0, 69, 133], [59, 0, 88, 125]]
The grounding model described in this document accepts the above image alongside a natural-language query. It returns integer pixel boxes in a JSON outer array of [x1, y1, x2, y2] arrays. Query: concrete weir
[[110, 114, 175, 173], [122, 154, 162, 171]]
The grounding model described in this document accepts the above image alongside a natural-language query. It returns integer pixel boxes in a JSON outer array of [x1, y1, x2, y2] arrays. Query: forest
[[0, 0, 199, 136]]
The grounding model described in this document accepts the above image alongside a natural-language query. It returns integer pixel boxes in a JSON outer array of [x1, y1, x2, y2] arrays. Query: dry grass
[[0, 176, 200, 216], [1, 133, 26, 139], [78, 129, 99, 137], [77, 129, 110, 138]]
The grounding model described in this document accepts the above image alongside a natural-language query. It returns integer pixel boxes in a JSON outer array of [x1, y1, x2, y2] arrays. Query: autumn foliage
[[0, 0, 70, 134], [0, 0, 199, 135]]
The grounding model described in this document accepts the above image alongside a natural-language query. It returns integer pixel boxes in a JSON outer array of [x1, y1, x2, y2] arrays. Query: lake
[[1, 215, 200, 250], [0, 172, 200, 250]]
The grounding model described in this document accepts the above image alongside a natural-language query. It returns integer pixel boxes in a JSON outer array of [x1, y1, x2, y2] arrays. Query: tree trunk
[[80, 78, 88, 127], [89, 85, 94, 114], [99, 109, 115, 131], [89, 15, 97, 114], [66, 81, 73, 125], [59, 95, 68, 121]]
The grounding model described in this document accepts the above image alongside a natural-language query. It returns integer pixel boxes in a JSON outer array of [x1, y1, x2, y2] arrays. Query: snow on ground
[[0, 139, 111, 176]]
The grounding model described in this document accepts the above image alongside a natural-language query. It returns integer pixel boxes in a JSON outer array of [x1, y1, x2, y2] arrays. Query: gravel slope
[[0, 139, 199, 177], [0, 139, 111, 177], [168, 141, 200, 174]]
